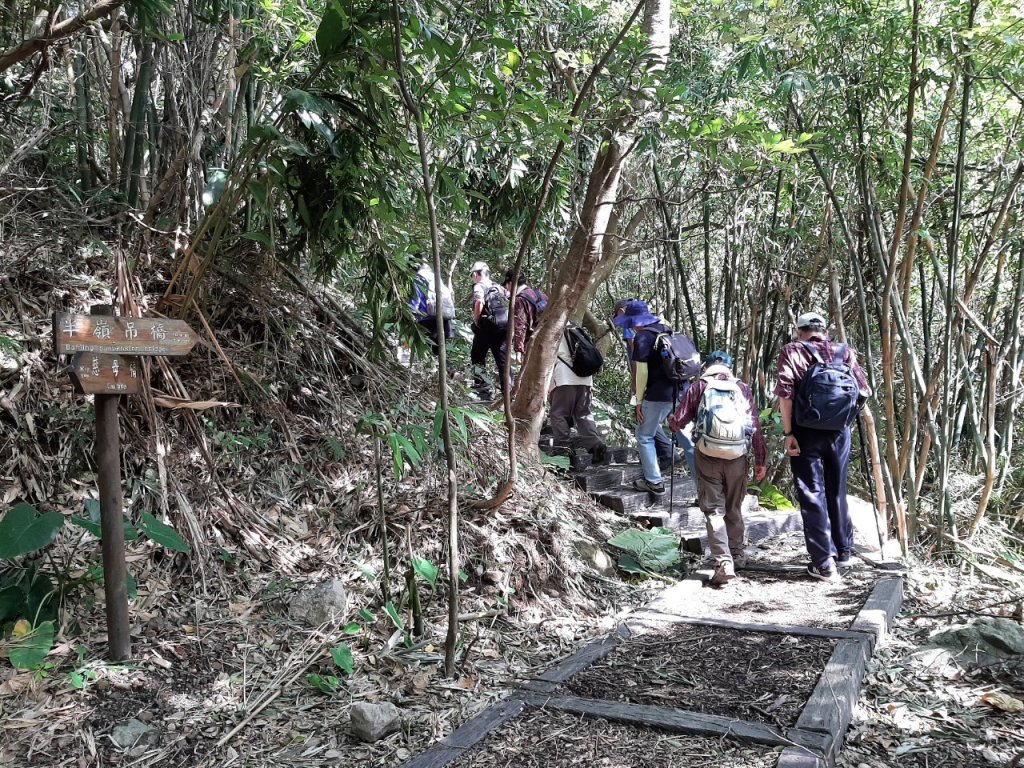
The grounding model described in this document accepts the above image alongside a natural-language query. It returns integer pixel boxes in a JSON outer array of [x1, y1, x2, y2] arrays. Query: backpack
[[793, 341, 860, 431], [519, 287, 548, 321], [561, 325, 603, 377], [648, 331, 700, 383], [429, 281, 456, 320], [481, 285, 508, 327], [695, 377, 751, 459]]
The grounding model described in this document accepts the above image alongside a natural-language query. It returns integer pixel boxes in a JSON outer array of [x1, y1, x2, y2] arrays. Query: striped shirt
[[774, 336, 871, 401]]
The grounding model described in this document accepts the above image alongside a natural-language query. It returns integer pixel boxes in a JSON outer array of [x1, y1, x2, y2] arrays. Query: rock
[[289, 579, 349, 627], [111, 719, 160, 749], [575, 541, 615, 577], [350, 702, 401, 743], [926, 618, 1024, 671]]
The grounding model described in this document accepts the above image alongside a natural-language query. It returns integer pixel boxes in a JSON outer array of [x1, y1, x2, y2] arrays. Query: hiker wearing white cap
[[469, 262, 508, 400], [775, 310, 871, 583]]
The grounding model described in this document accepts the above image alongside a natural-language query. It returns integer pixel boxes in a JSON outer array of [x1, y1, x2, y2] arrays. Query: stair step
[[594, 489, 653, 515], [607, 447, 638, 464], [574, 468, 624, 492], [629, 509, 670, 528], [569, 452, 593, 471]]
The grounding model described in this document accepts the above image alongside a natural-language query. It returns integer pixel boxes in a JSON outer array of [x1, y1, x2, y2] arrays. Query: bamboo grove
[[2, 0, 1023, 553]]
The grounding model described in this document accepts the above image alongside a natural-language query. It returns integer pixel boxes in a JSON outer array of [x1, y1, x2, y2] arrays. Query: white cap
[[470, 261, 489, 274], [796, 311, 826, 329]]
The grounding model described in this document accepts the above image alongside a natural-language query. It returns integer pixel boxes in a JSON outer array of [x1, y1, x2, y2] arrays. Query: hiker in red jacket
[[669, 351, 766, 586], [502, 269, 547, 363]]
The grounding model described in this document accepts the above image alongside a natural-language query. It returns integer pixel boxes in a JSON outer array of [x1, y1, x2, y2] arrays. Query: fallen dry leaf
[[981, 691, 1024, 713]]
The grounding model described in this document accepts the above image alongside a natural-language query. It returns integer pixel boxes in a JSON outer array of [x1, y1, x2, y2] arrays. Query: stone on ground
[[350, 701, 402, 742], [111, 719, 160, 748], [289, 579, 349, 626]]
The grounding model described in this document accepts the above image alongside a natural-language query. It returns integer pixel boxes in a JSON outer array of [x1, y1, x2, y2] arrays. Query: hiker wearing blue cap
[[613, 300, 698, 495], [775, 311, 872, 582], [669, 351, 766, 585]]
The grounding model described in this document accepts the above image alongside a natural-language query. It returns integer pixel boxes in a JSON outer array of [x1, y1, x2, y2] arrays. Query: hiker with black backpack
[[612, 300, 699, 495], [503, 269, 547, 363], [775, 311, 871, 583], [668, 351, 767, 586], [612, 298, 683, 472], [549, 322, 607, 464], [470, 261, 509, 401]]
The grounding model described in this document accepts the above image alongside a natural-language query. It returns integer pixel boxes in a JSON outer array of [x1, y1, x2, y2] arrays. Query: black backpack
[[648, 330, 700, 383], [481, 285, 508, 327], [561, 325, 603, 377], [793, 341, 860, 431]]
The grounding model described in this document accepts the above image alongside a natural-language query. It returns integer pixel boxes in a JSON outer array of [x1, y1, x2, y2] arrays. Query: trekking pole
[[668, 386, 678, 519], [856, 411, 885, 553]]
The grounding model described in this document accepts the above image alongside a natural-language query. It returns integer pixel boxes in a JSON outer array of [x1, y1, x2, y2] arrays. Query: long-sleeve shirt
[[669, 372, 767, 466], [774, 336, 871, 401], [511, 286, 543, 355]]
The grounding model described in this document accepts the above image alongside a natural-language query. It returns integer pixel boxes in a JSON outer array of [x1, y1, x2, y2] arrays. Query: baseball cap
[[707, 350, 733, 367], [612, 297, 633, 315], [470, 261, 489, 274], [796, 311, 826, 329]]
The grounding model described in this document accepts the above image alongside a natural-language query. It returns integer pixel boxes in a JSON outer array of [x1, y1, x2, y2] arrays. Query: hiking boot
[[835, 551, 854, 568], [710, 560, 736, 586], [807, 562, 842, 582], [633, 477, 666, 495]]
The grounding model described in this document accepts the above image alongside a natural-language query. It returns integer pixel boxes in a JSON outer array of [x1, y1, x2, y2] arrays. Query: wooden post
[[92, 304, 131, 661]]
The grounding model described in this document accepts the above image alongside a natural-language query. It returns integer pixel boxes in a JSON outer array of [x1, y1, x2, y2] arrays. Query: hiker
[[669, 351, 767, 585], [612, 300, 698, 495], [550, 322, 608, 464], [410, 260, 455, 360], [503, 269, 547, 363], [470, 261, 508, 400], [775, 311, 871, 582], [613, 297, 681, 471]]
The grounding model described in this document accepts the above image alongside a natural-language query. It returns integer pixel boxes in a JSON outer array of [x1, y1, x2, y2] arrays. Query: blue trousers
[[790, 426, 853, 569]]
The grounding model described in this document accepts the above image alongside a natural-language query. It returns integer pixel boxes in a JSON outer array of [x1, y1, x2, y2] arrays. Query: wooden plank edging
[[398, 696, 526, 768]]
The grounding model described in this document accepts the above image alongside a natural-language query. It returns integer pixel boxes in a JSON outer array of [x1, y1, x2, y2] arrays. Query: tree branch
[[0, 0, 127, 75]]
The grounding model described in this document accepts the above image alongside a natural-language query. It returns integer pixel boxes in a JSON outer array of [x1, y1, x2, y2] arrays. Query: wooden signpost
[[53, 306, 198, 661]]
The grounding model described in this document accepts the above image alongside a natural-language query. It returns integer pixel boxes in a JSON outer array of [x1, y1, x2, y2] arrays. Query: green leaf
[[69, 515, 139, 541], [749, 482, 795, 510], [607, 528, 680, 573], [412, 557, 438, 586], [9, 620, 55, 670], [0, 504, 65, 559], [343, 622, 361, 634], [384, 600, 405, 631], [329, 643, 355, 674], [616, 552, 647, 574], [358, 607, 376, 622], [136, 512, 191, 553], [0, 585, 26, 622], [355, 564, 376, 582], [307, 673, 340, 695], [315, 2, 350, 58], [540, 453, 570, 469]]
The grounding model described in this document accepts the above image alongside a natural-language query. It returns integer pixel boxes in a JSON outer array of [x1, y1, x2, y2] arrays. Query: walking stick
[[856, 411, 885, 553]]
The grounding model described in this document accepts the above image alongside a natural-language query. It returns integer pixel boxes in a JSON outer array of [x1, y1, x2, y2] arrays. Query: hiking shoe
[[835, 551, 854, 568], [807, 563, 842, 582], [633, 478, 666, 495], [710, 560, 736, 586]]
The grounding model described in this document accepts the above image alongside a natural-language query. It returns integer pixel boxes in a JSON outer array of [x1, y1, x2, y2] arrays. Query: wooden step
[[607, 447, 638, 464], [574, 468, 624, 492], [594, 489, 654, 515]]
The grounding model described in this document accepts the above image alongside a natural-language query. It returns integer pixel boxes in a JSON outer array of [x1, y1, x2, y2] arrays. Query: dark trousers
[[471, 321, 507, 399], [549, 385, 603, 450], [790, 426, 853, 569]]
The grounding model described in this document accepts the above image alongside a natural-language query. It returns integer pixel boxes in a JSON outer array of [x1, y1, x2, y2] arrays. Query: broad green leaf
[[343, 622, 361, 634], [0, 585, 26, 622], [330, 643, 354, 674], [540, 453, 570, 469], [307, 673, 339, 695], [9, 620, 54, 670], [137, 512, 191, 553], [0, 504, 65, 559], [384, 600, 405, 631], [607, 528, 680, 572], [749, 482, 796, 510], [617, 553, 647, 574], [358, 607, 376, 622], [69, 515, 139, 541], [412, 557, 438, 586]]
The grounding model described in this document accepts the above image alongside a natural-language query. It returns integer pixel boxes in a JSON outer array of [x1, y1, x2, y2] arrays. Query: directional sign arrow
[[69, 353, 143, 395], [53, 313, 199, 356]]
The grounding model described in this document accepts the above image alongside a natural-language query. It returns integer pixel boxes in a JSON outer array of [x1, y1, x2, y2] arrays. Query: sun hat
[[612, 297, 634, 315], [707, 350, 733, 367], [470, 261, 489, 275], [611, 300, 659, 329], [796, 311, 827, 329]]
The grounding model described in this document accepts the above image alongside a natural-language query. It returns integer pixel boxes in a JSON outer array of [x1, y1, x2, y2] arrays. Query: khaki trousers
[[695, 451, 749, 563]]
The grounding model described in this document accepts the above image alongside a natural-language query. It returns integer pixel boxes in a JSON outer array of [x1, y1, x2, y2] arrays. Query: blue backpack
[[794, 342, 860, 431]]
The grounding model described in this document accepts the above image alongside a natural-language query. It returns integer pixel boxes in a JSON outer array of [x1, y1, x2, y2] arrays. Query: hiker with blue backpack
[[669, 351, 767, 586], [612, 300, 699, 495], [470, 261, 509, 401], [775, 311, 872, 582]]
